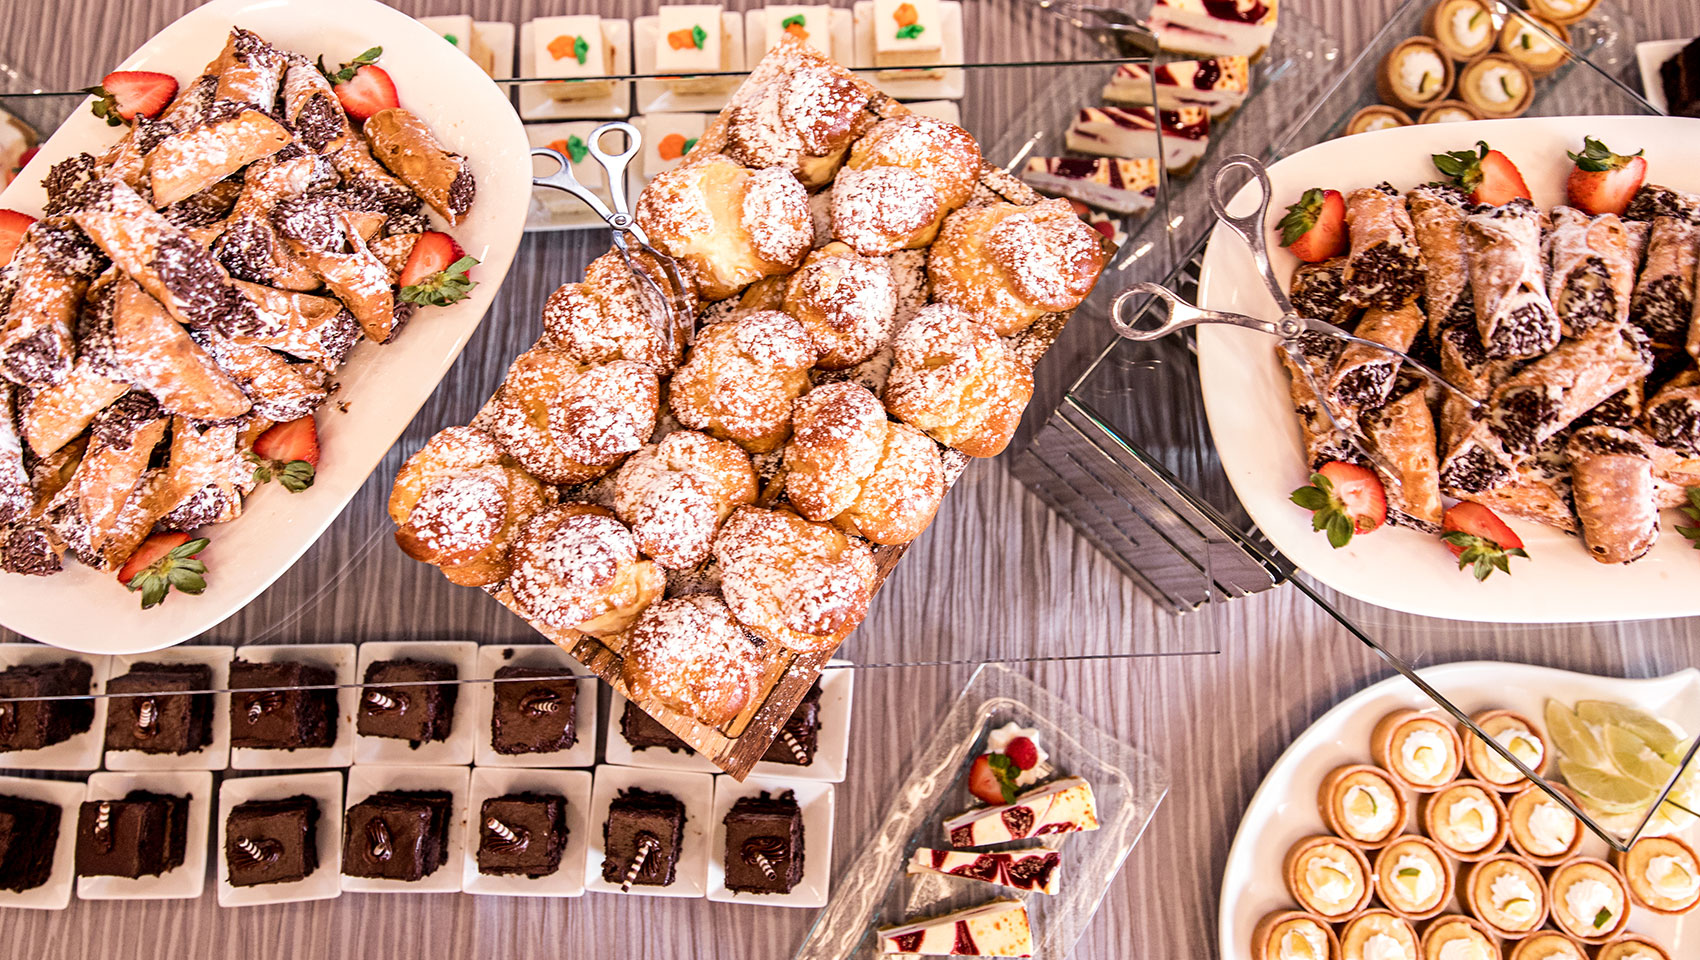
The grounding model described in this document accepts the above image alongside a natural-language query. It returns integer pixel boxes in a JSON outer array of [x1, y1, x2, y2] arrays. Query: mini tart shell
[[1595, 933, 1674, 960], [1460, 852, 1549, 938], [1372, 710, 1465, 793], [1422, 779, 1510, 861], [1505, 784, 1584, 866], [1424, 0, 1496, 60], [1284, 835, 1377, 922], [1346, 105, 1414, 136], [1418, 914, 1501, 960], [1526, 0, 1598, 26], [1499, 15, 1570, 75], [1418, 100, 1482, 124], [1546, 856, 1632, 944], [1506, 931, 1589, 960], [1458, 54, 1535, 119], [1612, 833, 1700, 915], [1460, 709, 1551, 788], [1251, 909, 1343, 960], [1319, 763, 1412, 848], [1374, 836, 1455, 921], [1376, 37, 1457, 111], [1339, 909, 1421, 960]]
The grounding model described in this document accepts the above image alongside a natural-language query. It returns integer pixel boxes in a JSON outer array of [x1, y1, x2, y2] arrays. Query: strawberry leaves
[[248, 453, 316, 493], [1432, 141, 1490, 192], [1290, 472, 1358, 548], [985, 753, 1020, 803], [399, 254, 479, 307], [317, 46, 383, 85], [1440, 530, 1529, 581], [1277, 188, 1328, 247], [1567, 136, 1642, 174], [1676, 487, 1700, 550], [125, 537, 209, 610]]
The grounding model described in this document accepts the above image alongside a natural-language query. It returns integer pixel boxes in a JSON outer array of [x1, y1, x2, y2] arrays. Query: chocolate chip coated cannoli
[[1641, 369, 1700, 454], [1546, 205, 1636, 338], [1566, 426, 1659, 564], [1363, 383, 1444, 529], [1327, 301, 1424, 416], [1342, 183, 1424, 309], [1465, 198, 1560, 360], [1407, 184, 1472, 341], [1629, 216, 1698, 350], [362, 107, 475, 226]]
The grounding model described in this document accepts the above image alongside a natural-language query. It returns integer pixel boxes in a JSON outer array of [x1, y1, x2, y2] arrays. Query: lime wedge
[[1577, 700, 1683, 756], [1606, 725, 1679, 789], [1660, 737, 1696, 769], [1560, 758, 1657, 814], [1547, 700, 1606, 769]]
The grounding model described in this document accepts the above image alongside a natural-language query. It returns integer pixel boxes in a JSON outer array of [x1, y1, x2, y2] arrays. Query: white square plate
[[103, 646, 233, 771], [0, 645, 110, 771], [229, 644, 357, 770], [0, 775, 90, 909], [472, 644, 598, 768], [707, 775, 835, 908], [742, 7, 854, 66], [353, 641, 478, 766], [480, 21, 516, 82], [1635, 38, 1690, 114], [462, 767, 593, 897], [518, 20, 633, 121], [634, 12, 747, 114], [525, 122, 620, 232], [749, 662, 853, 783], [603, 690, 721, 773], [340, 765, 470, 894], [584, 765, 713, 898], [215, 770, 344, 907], [850, 1, 965, 102], [77, 770, 213, 900]]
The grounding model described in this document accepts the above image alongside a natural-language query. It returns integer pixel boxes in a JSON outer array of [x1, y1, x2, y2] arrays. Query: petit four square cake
[[878, 898, 1035, 957], [225, 795, 319, 887], [357, 659, 457, 748], [104, 662, 214, 755], [1022, 157, 1160, 216], [656, 5, 735, 94], [0, 660, 94, 752], [490, 665, 577, 755], [1064, 106, 1211, 176], [1147, 0, 1279, 61], [873, 0, 942, 65], [640, 113, 708, 179], [476, 792, 568, 877], [758, 680, 822, 766], [75, 791, 188, 879], [0, 794, 62, 892], [722, 790, 804, 894], [601, 787, 685, 887], [907, 847, 1063, 895], [342, 790, 452, 881], [228, 659, 338, 751], [418, 15, 495, 77], [943, 776, 1100, 847], [760, 5, 832, 58], [1102, 56, 1250, 119], [620, 699, 693, 753], [533, 15, 615, 101]]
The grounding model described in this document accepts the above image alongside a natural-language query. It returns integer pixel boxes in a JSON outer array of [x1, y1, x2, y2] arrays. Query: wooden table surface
[[1, 1, 1695, 957]]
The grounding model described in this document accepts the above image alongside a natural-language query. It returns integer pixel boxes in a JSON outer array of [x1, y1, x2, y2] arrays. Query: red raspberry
[[1005, 737, 1039, 771]]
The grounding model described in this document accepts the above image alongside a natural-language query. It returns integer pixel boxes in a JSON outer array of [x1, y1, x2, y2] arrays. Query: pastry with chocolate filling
[[490, 665, 578, 755], [225, 795, 319, 886], [0, 794, 63, 892], [1465, 197, 1560, 360], [1363, 383, 1444, 530], [357, 658, 457, 747], [1327, 302, 1424, 416], [760, 679, 823, 765], [341, 790, 452, 881], [1288, 257, 1358, 328], [1566, 426, 1658, 564], [722, 790, 803, 894], [1629, 216, 1699, 351], [43, 393, 172, 571], [1342, 184, 1423, 310], [103, 661, 214, 755], [0, 218, 105, 386], [477, 792, 567, 878], [1546, 205, 1635, 338], [228, 658, 338, 750], [0, 659, 95, 752], [601, 788, 685, 888], [270, 194, 400, 343], [362, 107, 476, 226], [1643, 372, 1700, 454], [75, 790, 188, 878]]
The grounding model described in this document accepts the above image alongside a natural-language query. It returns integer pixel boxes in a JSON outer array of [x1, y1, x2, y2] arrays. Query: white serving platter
[[102, 645, 233, 772], [584, 764, 714, 899], [517, 19, 633, 121], [352, 641, 478, 767], [1218, 661, 1699, 960], [340, 764, 471, 895], [0, 775, 89, 910], [0, 0, 531, 654], [228, 643, 357, 770], [0, 644, 110, 771], [1635, 38, 1690, 114], [78, 769, 214, 901], [215, 770, 345, 907], [707, 774, 835, 908], [1195, 115, 1700, 623], [470, 643, 598, 769], [461, 766, 594, 898]]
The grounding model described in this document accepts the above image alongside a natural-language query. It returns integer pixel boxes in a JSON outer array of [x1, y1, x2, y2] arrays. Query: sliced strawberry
[[333, 64, 399, 122], [967, 752, 1020, 805], [1290, 461, 1386, 549], [1277, 188, 1347, 263], [398, 232, 479, 307], [116, 532, 192, 586], [1004, 737, 1040, 771], [1441, 502, 1529, 581], [117, 532, 208, 610], [254, 416, 321, 468], [1432, 141, 1531, 206], [0, 209, 36, 267], [1565, 137, 1647, 216], [84, 71, 178, 126]]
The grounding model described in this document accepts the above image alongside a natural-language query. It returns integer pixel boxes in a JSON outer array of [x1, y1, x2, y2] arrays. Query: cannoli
[[361, 107, 476, 226], [1327, 301, 1424, 415], [1458, 435, 1578, 534], [1624, 183, 1700, 224], [190, 330, 329, 422], [230, 281, 362, 369], [1641, 369, 1700, 454], [213, 146, 334, 291], [153, 416, 267, 532], [1566, 426, 1658, 563], [0, 219, 106, 386], [107, 275, 250, 419], [271, 196, 399, 342], [1628, 216, 1698, 350], [43, 392, 170, 569], [144, 101, 291, 208], [1546, 205, 1636, 338], [329, 145, 429, 236], [0, 385, 29, 526], [161, 180, 243, 247], [1289, 257, 1358, 328], [1406, 184, 1472, 341], [28, 433, 88, 517], [210, 28, 287, 110], [1278, 343, 1359, 469], [281, 56, 353, 155], [1465, 198, 1560, 360], [1435, 313, 1510, 451], [20, 364, 129, 459], [0, 523, 63, 576], [1342, 183, 1424, 309], [1363, 383, 1444, 528]]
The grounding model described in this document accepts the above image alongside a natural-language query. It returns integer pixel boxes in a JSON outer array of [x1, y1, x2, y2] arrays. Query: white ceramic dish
[[634, 13, 748, 114], [215, 770, 344, 907], [102, 646, 233, 772], [0, 775, 89, 909], [743, 7, 855, 67], [352, 641, 478, 766], [1195, 115, 1700, 623], [228, 643, 357, 770], [584, 764, 713, 899], [471, 644, 598, 769], [0, 645, 110, 771], [340, 765, 470, 894], [707, 775, 835, 908], [523, 121, 618, 233], [603, 689, 722, 773], [517, 19, 633, 121], [461, 766, 593, 898], [850, 1, 965, 102], [78, 770, 214, 901], [0, 0, 531, 655], [1635, 38, 1690, 114], [1218, 661, 1700, 960]]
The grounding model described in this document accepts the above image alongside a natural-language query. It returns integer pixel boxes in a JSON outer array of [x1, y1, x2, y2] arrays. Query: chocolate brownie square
[[342, 790, 452, 881], [0, 795, 61, 891], [75, 790, 188, 878], [490, 666, 577, 755], [476, 792, 568, 878], [225, 795, 319, 887], [620, 700, 692, 753], [722, 790, 804, 894], [229, 659, 338, 750], [357, 659, 457, 747], [601, 788, 685, 887], [758, 680, 823, 766], [0, 660, 95, 752], [104, 662, 214, 755]]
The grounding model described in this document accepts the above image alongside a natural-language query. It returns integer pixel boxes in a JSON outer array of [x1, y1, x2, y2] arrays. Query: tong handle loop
[[1208, 153, 1295, 317], [586, 121, 644, 235], [530, 146, 618, 224], [1111, 282, 1290, 341]]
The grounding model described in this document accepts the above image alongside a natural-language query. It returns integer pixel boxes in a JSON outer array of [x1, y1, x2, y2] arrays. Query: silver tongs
[[531, 122, 694, 352], [1023, 1, 1158, 55]]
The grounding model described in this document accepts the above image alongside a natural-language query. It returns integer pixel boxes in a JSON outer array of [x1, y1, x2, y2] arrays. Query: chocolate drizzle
[[233, 835, 282, 866], [366, 819, 393, 861]]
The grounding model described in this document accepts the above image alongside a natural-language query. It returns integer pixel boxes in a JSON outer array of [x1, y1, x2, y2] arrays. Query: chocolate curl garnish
[[92, 801, 113, 851], [134, 697, 160, 739], [484, 816, 529, 853], [234, 835, 282, 865], [621, 832, 659, 892], [740, 837, 786, 881], [781, 729, 809, 764], [245, 691, 284, 724], [520, 689, 560, 717], [363, 689, 408, 714], [367, 819, 393, 861]]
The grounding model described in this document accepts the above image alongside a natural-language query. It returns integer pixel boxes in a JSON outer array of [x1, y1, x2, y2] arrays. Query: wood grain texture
[[0, 1, 1694, 959]]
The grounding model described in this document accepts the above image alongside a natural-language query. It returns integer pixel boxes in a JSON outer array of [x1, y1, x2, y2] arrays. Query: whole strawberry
[[1565, 137, 1647, 216], [1290, 461, 1387, 549], [1277, 188, 1347, 263], [1432, 141, 1531, 206]]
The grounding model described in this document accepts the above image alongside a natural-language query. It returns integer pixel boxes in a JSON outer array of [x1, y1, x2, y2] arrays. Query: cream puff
[[1319, 764, 1410, 848], [1251, 910, 1341, 960], [1377, 38, 1454, 111], [1418, 915, 1499, 960], [1615, 835, 1700, 915], [1338, 910, 1419, 960], [1373, 836, 1453, 920], [1460, 709, 1549, 789], [1546, 857, 1631, 944], [1283, 835, 1375, 921], [1373, 711, 1464, 792], [1458, 54, 1534, 119], [1506, 785, 1582, 866], [1424, 780, 1509, 861], [1461, 852, 1548, 938]]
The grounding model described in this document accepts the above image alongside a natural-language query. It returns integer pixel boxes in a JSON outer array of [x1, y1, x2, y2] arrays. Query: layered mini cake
[[490, 665, 577, 755], [1547, 857, 1630, 943], [1371, 710, 1463, 792], [357, 659, 457, 748], [0, 794, 62, 891], [1618, 835, 1700, 914], [601, 788, 685, 888], [758, 5, 832, 58], [0, 660, 94, 752], [655, 5, 737, 95], [225, 795, 319, 887], [418, 15, 497, 76], [758, 680, 822, 766], [907, 847, 1061, 895], [228, 659, 338, 751], [639, 113, 708, 180], [1063, 106, 1210, 176], [1318, 763, 1408, 848], [533, 15, 617, 101], [1282, 835, 1374, 921], [1101, 56, 1250, 119], [1147, 0, 1279, 61], [722, 790, 803, 894], [877, 898, 1033, 957], [1249, 910, 1340, 960], [1021, 157, 1159, 216], [75, 791, 188, 878], [1418, 915, 1499, 960], [871, 0, 945, 78], [477, 792, 568, 878], [1460, 710, 1548, 788], [1338, 910, 1418, 960], [342, 790, 453, 881], [1373, 835, 1452, 920], [1506, 785, 1582, 865], [104, 662, 214, 755], [1424, 780, 1509, 861], [1462, 853, 1548, 938]]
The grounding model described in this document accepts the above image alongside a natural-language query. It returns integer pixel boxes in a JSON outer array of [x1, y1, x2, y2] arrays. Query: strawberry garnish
[[1290, 461, 1387, 548], [1441, 501, 1529, 581], [1673, 488, 1700, 550], [1431, 141, 1531, 206], [0, 209, 36, 267], [1565, 137, 1647, 216], [249, 416, 320, 493], [84, 71, 178, 126], [1004, 737, 1040, 771], [398, 232, 478, 307], [117, 532, 209, 610], [967, 752, 1021, 805], [318, 48, 394, 122], [1277, 188, 1347, 263]]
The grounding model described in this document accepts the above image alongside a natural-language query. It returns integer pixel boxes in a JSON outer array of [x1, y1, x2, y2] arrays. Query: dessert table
[[0, 0, 1695, 958]]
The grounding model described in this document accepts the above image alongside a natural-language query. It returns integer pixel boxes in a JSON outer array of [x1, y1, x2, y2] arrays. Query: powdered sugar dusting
[[830, 167, 938, 256], [622, 594, 760, 723], [614, 431, 756, 569], [984, 200, 1106, 309], [784, 382, 888, 521], [742, 168, 812, 265], [712, 506, 876, 651], [508, 510, 641, 630], [785, 247, 896, 368]]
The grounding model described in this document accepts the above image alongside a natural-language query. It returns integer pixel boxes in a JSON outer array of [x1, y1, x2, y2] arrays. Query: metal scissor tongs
[[1022, 1, 1158, 55], [531, 122, 694, 352]]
